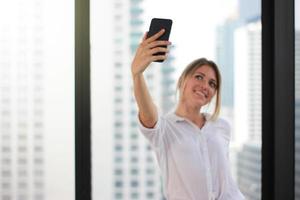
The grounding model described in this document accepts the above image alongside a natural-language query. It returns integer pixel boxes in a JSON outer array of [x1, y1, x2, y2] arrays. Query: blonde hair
[[176, 58, 222, 121]]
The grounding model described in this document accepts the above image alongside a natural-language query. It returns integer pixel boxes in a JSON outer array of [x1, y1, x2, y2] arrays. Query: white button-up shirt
[[138, 111, 245, 200]]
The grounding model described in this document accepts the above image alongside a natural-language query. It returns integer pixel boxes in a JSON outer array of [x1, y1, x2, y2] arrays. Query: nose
[[200, 80, 210, 91]]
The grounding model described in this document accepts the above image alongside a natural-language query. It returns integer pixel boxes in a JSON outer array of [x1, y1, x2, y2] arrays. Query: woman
[[131, 29, 245, 200]]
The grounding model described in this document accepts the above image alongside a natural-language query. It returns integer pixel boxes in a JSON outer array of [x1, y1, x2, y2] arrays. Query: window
[[0, 0, 74, 199], [92, 1, 262, 199], [72, 0, 297, 200]]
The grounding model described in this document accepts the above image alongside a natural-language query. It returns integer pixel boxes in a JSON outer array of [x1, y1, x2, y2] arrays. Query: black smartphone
[[147, 18, 173, 62]]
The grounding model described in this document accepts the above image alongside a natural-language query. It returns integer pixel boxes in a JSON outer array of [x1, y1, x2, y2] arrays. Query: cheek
[[180, 87, 194, 102], [181, 83, 191, 96], [208, 90, 217, 99], [182, 89, 192, 100]]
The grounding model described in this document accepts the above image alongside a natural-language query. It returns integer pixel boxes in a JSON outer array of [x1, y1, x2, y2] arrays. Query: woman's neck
[[175, 102, 206, 128]]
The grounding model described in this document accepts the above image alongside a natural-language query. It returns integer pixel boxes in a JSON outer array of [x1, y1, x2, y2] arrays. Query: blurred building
[[0, 1, 45, 200], [215, 0, 260, 129], [111, 0, 175, 199], [160, 49, 176, 115], [296, 99, 300, 199], [237, 142, 261, 200], [216, 0, 260, 110], [216, 18, 240, 109], [296, 31, 300, 101], [234, 21, 262, 200], [295, 30, 300, 199], [215, 1, 261, 157]]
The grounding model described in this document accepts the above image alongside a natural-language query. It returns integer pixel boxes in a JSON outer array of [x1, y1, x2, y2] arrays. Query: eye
[[209, 81, 217, 89], [195, 75, 203, 80]]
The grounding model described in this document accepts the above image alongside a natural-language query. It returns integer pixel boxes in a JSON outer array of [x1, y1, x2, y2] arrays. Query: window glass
[[92, 0, 261, 199], [0, 0, 74, 199]]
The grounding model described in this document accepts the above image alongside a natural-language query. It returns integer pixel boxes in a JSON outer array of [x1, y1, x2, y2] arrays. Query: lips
[[194, 90, 208, 98]]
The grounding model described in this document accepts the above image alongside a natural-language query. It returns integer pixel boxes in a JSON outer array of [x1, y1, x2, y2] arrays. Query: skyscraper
[[216, 18, 240, 108], [294, 30, 300, 199], [237, 142, 261, 200], [110, 0, 176, 199], [0, 1, 44, 199], [296, 31, 300, 100], [216, 0, 261, 135], [234, 21, 262, 200], [160, 50, 176, 115], [296, 98, 300, 199]]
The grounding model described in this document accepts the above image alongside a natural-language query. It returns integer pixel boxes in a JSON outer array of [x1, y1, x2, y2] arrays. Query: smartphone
[[147, 18, 173, 62]]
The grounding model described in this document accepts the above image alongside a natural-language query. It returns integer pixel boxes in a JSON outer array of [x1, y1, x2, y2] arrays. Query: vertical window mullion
[[75, 0, 91, 199], [262, 0, 294, 199]]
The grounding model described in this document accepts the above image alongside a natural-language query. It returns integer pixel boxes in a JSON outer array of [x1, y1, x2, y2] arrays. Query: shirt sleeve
[[226, 175, 246, 200], [217, 119, 246, 200], [137, 113, 166, 152]]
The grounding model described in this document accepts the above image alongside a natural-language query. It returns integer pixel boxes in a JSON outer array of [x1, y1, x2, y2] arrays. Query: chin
[[192, 99, 207, 107]]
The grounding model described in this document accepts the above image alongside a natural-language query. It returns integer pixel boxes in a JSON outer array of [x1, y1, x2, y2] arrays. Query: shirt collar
[[168, 112, 185, 123], [167, 110, 211, 123]]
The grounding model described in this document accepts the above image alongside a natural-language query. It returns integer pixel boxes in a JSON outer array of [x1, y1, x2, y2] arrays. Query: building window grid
[[130, 192, 139, 199]]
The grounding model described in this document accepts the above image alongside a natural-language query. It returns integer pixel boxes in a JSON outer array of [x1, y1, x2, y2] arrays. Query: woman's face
[[181, 65, 218, 107]]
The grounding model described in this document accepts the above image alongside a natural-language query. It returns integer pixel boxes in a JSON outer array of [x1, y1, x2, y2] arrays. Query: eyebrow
[[196, 72, 217, 83]]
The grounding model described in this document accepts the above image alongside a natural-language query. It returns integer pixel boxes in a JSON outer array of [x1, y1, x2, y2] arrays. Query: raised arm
[[131, 29, 171, 128]]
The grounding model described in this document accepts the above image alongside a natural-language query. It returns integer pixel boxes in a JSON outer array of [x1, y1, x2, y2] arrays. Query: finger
[[148, 47, 169, 55], [146, 29, 165, 43], [147, 40, 171, 49], [151, 54, 167, 62], [142, 32, 148, 42]]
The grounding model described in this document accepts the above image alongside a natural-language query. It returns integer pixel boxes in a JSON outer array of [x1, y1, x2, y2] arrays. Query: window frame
[[75, 0, 91, 199], [262, 0, 295, 199], [75, 0, 296, 199]]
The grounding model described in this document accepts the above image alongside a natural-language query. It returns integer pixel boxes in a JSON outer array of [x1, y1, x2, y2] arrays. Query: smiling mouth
[[194, 90, 208, 98]]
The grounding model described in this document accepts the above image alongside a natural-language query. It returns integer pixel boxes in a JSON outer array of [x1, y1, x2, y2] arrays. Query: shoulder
[[204, 112, 230, 130], [214, 117, 230, 132], [207, 115, 231, 142]]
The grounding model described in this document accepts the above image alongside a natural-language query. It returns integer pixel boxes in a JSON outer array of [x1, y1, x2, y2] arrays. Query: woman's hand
[[131, 29, 172, 78]]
